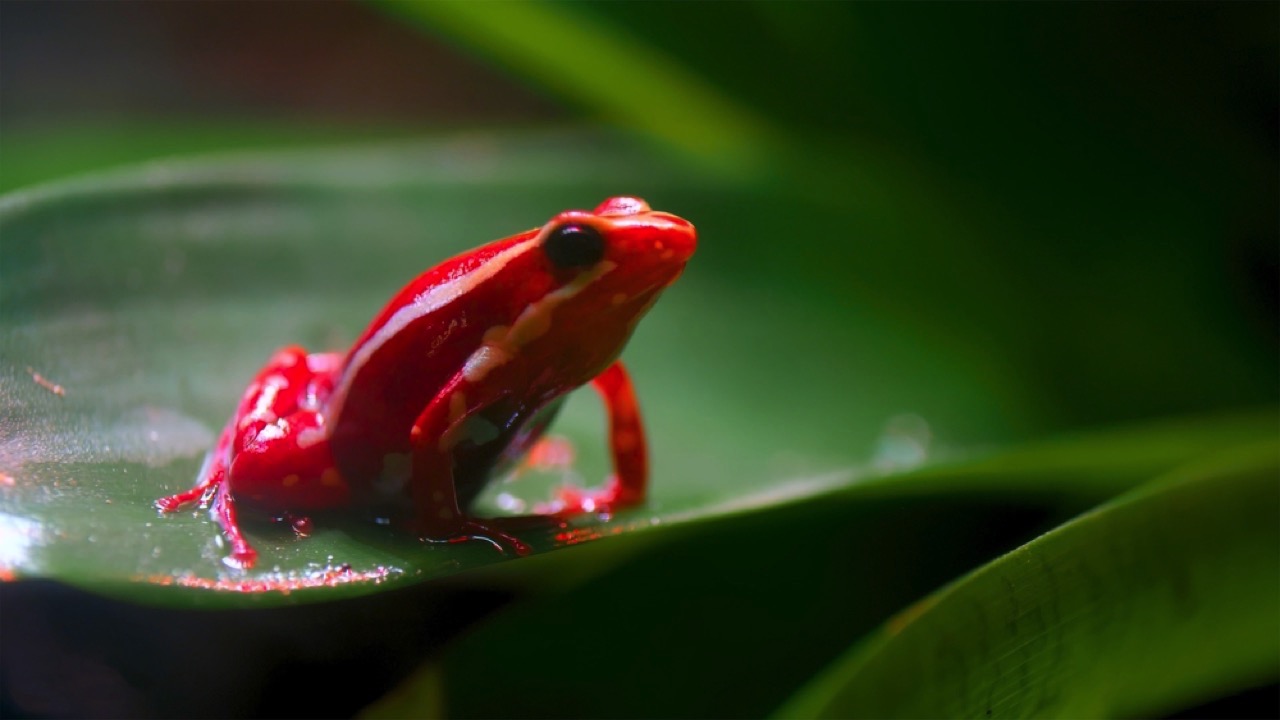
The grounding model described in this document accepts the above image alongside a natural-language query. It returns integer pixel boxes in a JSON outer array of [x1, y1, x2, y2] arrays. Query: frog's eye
[[543, 223, 605, 270]]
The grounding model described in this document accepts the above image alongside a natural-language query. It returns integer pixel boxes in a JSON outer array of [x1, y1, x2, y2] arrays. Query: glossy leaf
[[775, 441, 1280, 719], [373, 412, 1278, 718], [0, 134, 1020, 605]]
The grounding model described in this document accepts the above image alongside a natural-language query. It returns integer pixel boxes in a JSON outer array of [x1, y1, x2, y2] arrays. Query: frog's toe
[[221, 547, 259, 570], [536, 476, 625, 516]]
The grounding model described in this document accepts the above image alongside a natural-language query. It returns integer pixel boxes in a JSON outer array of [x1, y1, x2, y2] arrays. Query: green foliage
[[0, 123, 418, 196], [401, 416, 1277, 719], [778, 442, 1280, 719], [0, 135, 1011, 604], [1, 1, 1275, 716], [376, 2, 781, 174], [382, 1, 1278, 430]]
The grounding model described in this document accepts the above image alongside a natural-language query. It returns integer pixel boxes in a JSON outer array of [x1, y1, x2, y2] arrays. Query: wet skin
[[155, 197, 697, 568]]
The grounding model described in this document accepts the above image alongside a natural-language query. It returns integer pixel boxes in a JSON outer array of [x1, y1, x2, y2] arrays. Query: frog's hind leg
[[153, 344, 331, 568], [152, 471, 217, 513], [155, 417, 236, 513], [154, 417, 259, 568], [212, 477, 257, 569], [151, 419, 258, 568]]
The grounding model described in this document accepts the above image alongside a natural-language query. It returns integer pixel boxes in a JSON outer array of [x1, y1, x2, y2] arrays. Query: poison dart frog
[[155, 197, 696, 568]]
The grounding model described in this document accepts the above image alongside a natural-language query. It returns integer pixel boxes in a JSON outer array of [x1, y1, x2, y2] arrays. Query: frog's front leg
[[540, 360, 648, 515], [592, 360, 648, 506], [408, 371, 533, 555]]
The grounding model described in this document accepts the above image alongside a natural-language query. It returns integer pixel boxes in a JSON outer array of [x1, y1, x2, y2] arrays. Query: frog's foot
[[419, 517, 533, 557], [154, 485, 208, 513], [521, 436, 576, 474], [535, 475, 630, 516], [156, 464, 226, 512], [222, 546, 259, 570]]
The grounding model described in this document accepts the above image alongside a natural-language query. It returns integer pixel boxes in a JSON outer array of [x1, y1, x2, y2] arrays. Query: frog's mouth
[[560, 200, 696, 315]]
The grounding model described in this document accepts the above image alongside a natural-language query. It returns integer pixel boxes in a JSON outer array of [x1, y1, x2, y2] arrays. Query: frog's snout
[[646, 212, 697, 264]]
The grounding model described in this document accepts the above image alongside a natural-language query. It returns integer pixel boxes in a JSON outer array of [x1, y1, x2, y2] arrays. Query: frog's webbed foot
[[536, 475, 629, 517], [155, 448, 229, 514], [154, 484, 210, 513], [156, 470, 260, 569]]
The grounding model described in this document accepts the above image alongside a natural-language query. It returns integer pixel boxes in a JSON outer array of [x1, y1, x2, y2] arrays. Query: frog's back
[[325, 230, 552, 473]]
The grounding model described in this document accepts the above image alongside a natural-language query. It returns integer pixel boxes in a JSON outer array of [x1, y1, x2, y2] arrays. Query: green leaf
[[373, 1, 781, 175], [774, 441, 1280, 719], [1, 130, 1271, 663], [0, 122, 422, 196], [0, 132, 1018, 606], [369, 412, 1277, 718]]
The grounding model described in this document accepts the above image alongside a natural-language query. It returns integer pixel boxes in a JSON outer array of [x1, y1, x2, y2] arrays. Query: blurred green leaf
[[4, 3, 1276, 716], [0, 121, 420, 195], [375, 411, 1277, 718], [383, 2, 1278, 431], [372, 1, 781, 174], [776, 441, 1280, 719]]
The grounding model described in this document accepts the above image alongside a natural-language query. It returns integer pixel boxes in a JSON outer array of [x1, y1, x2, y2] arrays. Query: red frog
[[156, 197, 696, 568]]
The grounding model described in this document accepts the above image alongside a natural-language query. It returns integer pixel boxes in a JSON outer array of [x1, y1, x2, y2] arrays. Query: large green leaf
[[2, 133, 1273, 718], [369, 411, 1277, 718], [775, 441, 1280, 719], [0, 133, 1021, 605]]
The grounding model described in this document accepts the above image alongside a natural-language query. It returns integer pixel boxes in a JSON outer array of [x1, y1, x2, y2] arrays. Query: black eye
[[543, 223, 605, 270]]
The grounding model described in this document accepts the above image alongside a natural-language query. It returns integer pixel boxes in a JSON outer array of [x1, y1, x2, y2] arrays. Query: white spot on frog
[[461, 344, 512, 383], [295, 423, 326, 449], [254, 421, 287, 444], [448, 392, 469, 424]]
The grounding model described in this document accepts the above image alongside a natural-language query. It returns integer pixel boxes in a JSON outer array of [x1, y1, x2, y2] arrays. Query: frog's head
[[537, 196, 695, 297], [509, 196, 696, 382]]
